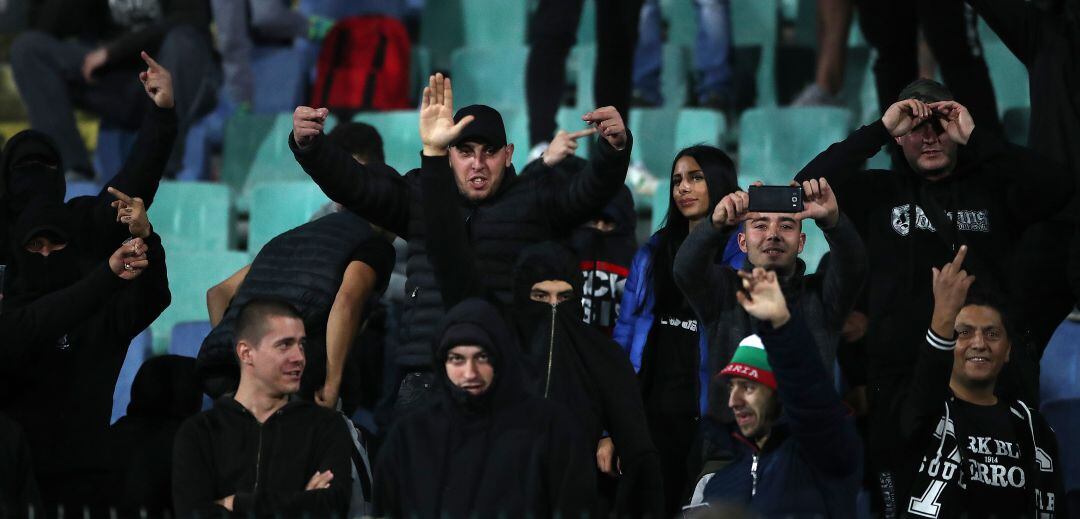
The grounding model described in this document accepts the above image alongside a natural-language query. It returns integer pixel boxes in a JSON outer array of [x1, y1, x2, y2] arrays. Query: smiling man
[[793, 78, 1073, 509], [898, 247, 1065, 518], [173, 299, 354, 518]]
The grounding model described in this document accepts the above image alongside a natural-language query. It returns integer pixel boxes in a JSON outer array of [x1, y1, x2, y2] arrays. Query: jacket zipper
[[253, 423, 264, 497], [751, 453, 759, 497], [543, 305, 556, 398]]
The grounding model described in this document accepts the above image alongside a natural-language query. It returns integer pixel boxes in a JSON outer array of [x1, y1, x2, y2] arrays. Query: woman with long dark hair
[[613, 145, 742, 513]]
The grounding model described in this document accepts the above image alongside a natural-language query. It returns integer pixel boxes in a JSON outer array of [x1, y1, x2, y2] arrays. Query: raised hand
[[315, 380, 340, 410], [929, 101, 974, 145], [711, 190, 751, 229], [582, 106, 627, 150], [735, 268, 791, 328], [138, 51, 174, 108], [793, 177, 839, 229], [108, 238, 149, 280], [293, 106, 330, 149], [108, 187, 150, 238], [882, 98, 933, 137], [305, 470, 334, 491], [419, 73, 474, 155], [931, 245, 976, 335], [542, 127, 598, 166]]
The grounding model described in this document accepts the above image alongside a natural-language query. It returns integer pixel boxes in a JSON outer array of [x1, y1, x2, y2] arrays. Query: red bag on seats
[[311, 15, 412, 113]]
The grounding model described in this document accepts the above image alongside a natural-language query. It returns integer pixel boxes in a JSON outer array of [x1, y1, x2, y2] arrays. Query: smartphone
[[748, 185, 804, 213]]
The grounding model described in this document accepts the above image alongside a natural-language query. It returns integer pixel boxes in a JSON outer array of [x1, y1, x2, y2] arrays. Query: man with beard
[[0, 194, 169, 514], [372, 298, 596, 518], [793, 80, 1073, 512], [418, 129, 664, 516]]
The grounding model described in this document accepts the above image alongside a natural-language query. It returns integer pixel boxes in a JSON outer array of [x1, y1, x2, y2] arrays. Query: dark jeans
[[854, 0, 1002, 135], [10, 26, 220, 176], [526, 0, 644, 146]]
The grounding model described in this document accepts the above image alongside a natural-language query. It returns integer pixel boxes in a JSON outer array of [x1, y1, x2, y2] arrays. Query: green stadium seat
[[500, 107, 531, 170], [738, 106, 853, 186], [577, 0, 596, 45], [574, 45, 597, 111], [651, 181, 671, 233], [221, 112, 277, 194], [675, 108, 727, 150], [983, 40, 1029, 115], [801, 219, 828, 274], [150, 250, 250, 352], [148, 181, 235, 252], [419, 0, 464, 71], [411, 45, 432, 99], [732, 0, 779, 106], [354, 110, 422, 173], [629, 107, 679, 185], [660, 44, 690, 108], [662, 0, 697, 48], [461, 0, 527, 47], [247, 182, 331, 259], [449, 45, 529, 111], [238, 113, 338, 210]]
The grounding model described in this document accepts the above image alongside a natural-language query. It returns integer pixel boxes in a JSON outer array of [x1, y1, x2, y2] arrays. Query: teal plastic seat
[[411, 45, 432, 99], [418, 0, 464, 71], [449, 45, 529, 111], [983, 40, 1029, 115], [354, 110, 422, 173], [247, 182, 331, 259], [221, 112, 277, 195], [239, 113, 338, 209], [460, 0, 527, 47], [629, 107, 680, 184], [150, 250, 250, 352], [148, 181, 235, 252], [732, 0, 779, 106], [738, 106, 853, 186], [675, 108, 727, 150]]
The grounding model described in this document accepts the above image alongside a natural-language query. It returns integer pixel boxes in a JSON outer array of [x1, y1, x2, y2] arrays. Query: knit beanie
[[719, 334, 776, 390]]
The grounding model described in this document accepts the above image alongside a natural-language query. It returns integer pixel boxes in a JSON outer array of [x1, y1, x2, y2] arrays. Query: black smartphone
[[748, 185, 804, 213]]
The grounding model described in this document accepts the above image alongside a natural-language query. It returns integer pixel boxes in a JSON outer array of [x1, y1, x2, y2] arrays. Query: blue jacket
[[612, 230, 745, 415], [691, 311, 862, 517]]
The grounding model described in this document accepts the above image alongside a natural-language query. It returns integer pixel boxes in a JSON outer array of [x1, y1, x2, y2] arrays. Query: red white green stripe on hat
[[719, 334, 776, 390]]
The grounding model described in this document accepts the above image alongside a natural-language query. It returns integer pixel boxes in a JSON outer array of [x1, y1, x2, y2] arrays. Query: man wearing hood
[[290, 73, 632, 416], [372, 298, 597, 518], [793, 79, 1073, 508], [0, 195, 169, 513]]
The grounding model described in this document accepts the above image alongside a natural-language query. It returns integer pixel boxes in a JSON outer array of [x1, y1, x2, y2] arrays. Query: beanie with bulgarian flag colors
[[719, 334, 776, 390]]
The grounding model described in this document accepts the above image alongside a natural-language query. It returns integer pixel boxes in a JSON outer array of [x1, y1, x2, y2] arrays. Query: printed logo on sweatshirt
[[580, 261, 628, 330], [890, 205, 991, 236], [659, 316, 698, 332]]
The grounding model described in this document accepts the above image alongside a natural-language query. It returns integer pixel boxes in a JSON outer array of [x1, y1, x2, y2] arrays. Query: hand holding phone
[[747, 185, 803, 213]]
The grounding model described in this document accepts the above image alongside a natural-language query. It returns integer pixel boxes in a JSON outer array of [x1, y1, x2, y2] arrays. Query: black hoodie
[[372, 298, 597, 518]]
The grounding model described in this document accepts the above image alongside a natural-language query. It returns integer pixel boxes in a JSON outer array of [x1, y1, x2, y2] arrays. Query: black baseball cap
[[450, 105, 507, 149], [897, 78, 954, 104]]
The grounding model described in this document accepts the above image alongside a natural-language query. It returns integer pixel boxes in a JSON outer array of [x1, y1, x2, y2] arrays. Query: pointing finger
[[566, 127, 599, 140], [140, 51, 162, 71], [107, 187, 135, 204]]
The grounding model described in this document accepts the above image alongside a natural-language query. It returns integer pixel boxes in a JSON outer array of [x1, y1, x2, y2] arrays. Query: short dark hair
[[961, 292, 1017, 343], [328, 122, 385, 164], [235, 298, 303, 347]]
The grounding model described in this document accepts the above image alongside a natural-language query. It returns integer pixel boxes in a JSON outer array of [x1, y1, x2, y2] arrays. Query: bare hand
[[138, 51, 174, 108], [108, 238, 148, 280], [582, 106, 627, 150], [305, 470, 334, 491], [929, 101, 975, 145], [711, 190, 751, 229], [542, 127, 598, 167], [596, 437, 621, 477], [881, 98, 933, 137], [793, 177, 839, 229], [108, 187, 150, 238], [81, 47, 108, 83], [315, 381, 340, 410], [293, 106, 330, 149], [419, 73, 473, 155], [736, 268, 791, 327], [931, 245, 976, 334], [214, 495, 235, 511]]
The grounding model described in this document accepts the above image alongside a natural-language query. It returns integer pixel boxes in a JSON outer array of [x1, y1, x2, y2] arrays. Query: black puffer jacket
[[290, 130, 631, 370]]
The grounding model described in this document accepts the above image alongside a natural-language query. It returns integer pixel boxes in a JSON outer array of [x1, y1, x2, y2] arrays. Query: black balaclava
[[1, 130, 65, 218], [6, 198, 81, 307], [512, 241, 585, 321]]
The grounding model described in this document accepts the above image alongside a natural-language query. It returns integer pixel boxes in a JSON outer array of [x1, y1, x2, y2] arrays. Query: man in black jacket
[[172, 298, 354, 518], [290, 73, 632, 416], [373, 298, 597, 518], [793, 79, 1073, 511]]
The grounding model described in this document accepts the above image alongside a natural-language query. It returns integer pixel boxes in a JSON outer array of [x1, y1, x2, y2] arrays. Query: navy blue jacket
[[692, 311, 862, 517]]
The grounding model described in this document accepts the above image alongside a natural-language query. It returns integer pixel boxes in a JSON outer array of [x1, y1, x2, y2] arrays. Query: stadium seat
[[738, 106, 853, 186], [675, 108, 727, 150], [800, 219, 829, 274], [461, 0, 527, 47], [651, 184, 670, 233], [221, 112, 278, 194], [248, 181, 332, 258], [731, 0, 779, 106], [983, 40, 1030, 116], [1040, 398, 1080, 494], [629, 107, 679, 184], [110, 329, 152, 424], [419, 0, 464, 71], [147, 181, 235, 252], [449, 45, 529, 112], [577, 0, 596, 45], [574, 45, 597, 112], [170, 321, 213, 359], [662, 0, 698, 48], [501, 107, 531, 170], [354, 110, 422, 173], [238, 112, 338, 210], [411, 45, 432, 99], [1041, 319, 1080, 404], [150, 250, 250, 352]]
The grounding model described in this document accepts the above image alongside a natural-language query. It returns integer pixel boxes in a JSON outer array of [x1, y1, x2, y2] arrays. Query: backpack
[[311, 15, 411, 115]]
